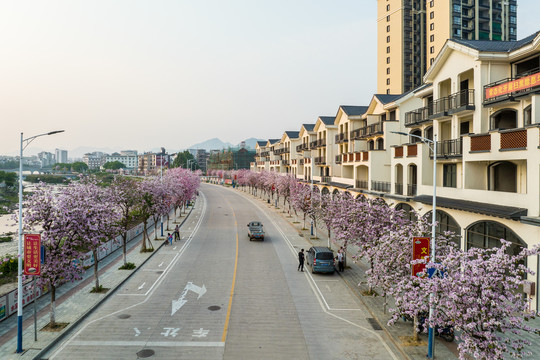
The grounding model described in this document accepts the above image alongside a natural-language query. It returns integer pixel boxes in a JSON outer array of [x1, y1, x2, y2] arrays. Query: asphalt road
[[41, 183, 402, 360]]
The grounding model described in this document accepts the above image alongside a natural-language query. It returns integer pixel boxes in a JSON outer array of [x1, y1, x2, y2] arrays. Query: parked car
[[247, 221, 265, 241], [306, 247, 335, 274]]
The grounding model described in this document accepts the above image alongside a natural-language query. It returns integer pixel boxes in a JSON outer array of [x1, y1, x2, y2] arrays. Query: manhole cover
[[156, 271, 164, 274], [117, 314, 131, 319], [208, 305, 221, 311], [367, 318, 382, 330], [137, 349, 155, 358], [224, 214, 228, 216]]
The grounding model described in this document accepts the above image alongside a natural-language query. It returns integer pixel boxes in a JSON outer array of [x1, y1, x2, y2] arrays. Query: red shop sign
[[23, 234, 41, 276]]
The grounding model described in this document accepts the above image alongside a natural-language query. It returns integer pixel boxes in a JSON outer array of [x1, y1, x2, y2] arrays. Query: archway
[[466, 221, 525, 259], [488, 161, 517, 192], [395, 203, 418, 221], [490, 109, 517, 130]]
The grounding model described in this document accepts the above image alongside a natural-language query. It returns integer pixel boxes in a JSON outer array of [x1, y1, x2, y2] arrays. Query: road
[[41, 183, 402, 360]]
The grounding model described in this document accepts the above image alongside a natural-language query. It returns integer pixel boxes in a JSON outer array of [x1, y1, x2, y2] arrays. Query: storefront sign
[[412, 237, 430, 277], [23, 234, 41, 276], [485, 72, 540, 99]]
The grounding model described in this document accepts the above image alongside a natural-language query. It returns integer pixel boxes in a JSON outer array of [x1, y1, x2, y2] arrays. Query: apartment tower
[[377, 0, 518, 94]]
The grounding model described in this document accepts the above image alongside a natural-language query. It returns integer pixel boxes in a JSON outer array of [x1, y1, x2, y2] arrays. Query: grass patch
[[118, 262, 136, 270], [0, 235, 13, 243], [361, 289, 379, 296], [41, 322, 69, 332], [398, 336, 427, 347], [140, 248, 154, 253], [90, 285, 110, 293]]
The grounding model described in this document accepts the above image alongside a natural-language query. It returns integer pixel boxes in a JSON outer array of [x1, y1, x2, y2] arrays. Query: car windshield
[[316, 253, 333, 260], [250, 222, 261, 226]]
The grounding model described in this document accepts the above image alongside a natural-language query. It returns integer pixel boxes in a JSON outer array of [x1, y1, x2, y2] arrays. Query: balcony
[[355, 180, 368, 189], [350, 128, 364, 140], [316, 138, 327, 148], [321, 176, 332, 183], [448, 89, 475, 114], [296, 144, 303, 152], [407, 144, 417, 157], [404, 106, 432, 126], [371, 181, 391, 193], [395, 183, 403, 195], [309, 140, 318, 149], [260, 151, 270, 157], [335, 155, 342, 164], [335, 132, 349, 144], [430, 97, 450, 119], [394, 146, 404, 158], [299, 158, 305, 165], [469, 128, 529, 153], [407, 184, 417, 197], [314, 156, 326, 165], [483, 70, 540, 105], [282, 159, 290, 166], [430, 138, 463, 158]]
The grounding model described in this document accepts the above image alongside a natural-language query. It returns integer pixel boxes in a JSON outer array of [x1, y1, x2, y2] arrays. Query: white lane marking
[[69, 341, 224, 347], [159, 262, 164, 267], [134, 328, 140, 337], [239, 191, 400, 360], [172, 282, 207, 316], [49, 192, 208, 359], [138, 282, 146, 290], [173, 246, 177, 250]]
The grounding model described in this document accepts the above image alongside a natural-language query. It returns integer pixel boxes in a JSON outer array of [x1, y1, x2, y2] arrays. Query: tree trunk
[[92, 249, 100, 290], [140, 220, 148, 252], [413, 316, 419, 342], [122, 232, 128, 266], [166, 213, 170, 230], [50, 284, 56, 327]]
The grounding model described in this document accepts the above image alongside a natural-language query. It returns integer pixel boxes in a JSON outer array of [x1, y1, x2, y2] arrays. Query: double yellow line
[[221, 217, 238, 342]]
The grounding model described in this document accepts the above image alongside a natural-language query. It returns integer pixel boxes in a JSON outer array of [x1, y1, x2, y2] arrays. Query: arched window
[[410, 129, 422, 143], [424, 126, 433, 141], [343, 191, 352, 198], [355, 194, 367, 202], [332, 188, 340, 200], [321, 187, 330, 195], [368, 140, 375, 150], [524, 105, 532, 126], [466, 221, 526, 257], [376, 138, 384, 150], [490, 109, 517, 130], [488, 161, 517, 193], [424, 210, 461, 248], [395, 203, 418, 221]]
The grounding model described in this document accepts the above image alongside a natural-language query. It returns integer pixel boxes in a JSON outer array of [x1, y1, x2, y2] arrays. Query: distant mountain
[[240, 137, 264, 150], [187, 137, 265, 151]]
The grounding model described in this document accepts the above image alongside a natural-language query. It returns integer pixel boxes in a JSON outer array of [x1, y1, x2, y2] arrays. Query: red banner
[[485, 72, 540, 99], [23, 234, 41, 276], [412, 237, 430, 277]]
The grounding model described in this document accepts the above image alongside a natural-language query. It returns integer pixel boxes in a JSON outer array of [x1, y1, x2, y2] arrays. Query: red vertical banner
[[412, 237, 430, 277], [23, 234, 41, 276]]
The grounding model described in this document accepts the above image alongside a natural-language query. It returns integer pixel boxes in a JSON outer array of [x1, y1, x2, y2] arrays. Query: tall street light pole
[[17, 130, 64, 353], [391, 131, 437, 359]]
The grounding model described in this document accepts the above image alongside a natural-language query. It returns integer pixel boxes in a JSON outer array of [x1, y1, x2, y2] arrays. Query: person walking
[[337, 250, 344, 272], [298, 249, 305, 272], [174, 225, 180, 241], [167, 233, 173, 246]]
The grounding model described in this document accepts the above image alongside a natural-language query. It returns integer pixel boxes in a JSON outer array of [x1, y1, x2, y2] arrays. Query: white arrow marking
[[171, 282, 207, 316], [173, 246, 177, 250], [138, 282, 146, 290], [134, 328, 140, 337], [158, 262, 164, 267]]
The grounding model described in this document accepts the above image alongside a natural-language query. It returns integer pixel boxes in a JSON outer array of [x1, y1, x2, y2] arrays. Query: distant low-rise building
[[83, 152, 107, 170], [37, 151, 55, 168], [104, 151, 138, 169]]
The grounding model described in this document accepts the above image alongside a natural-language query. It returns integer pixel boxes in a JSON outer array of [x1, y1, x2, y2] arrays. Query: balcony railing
[[501, 128, 527, 149], [371, 181, 390, 193], [314, 156, 326, 165], [299, 158, 305, 165], [316, 138, 327, 147], [355, 180, 368, 189], [335, 132, 349, 144], [296, 144, 303, 152], [429, 138, 463, 158], [483, 69, 540, 104], [321, 176, 332, 183], [350, 128, 362, 140], [470, 134, 491, 152], [395, 183, 403, 195], [404, 106, 432, 126], [309, 140, 318, 149], [407, 184, 417, 197], [407, 144, 417, 157], [260, 151, 270, 157], [431, 97, 450, 117], [282, 159, 290, 166], [335, 155, 342, 164], [448, 89, 475, 113]]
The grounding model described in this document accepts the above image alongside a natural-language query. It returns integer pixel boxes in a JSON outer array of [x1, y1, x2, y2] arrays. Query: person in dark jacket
[[298, 249, 305, 272]]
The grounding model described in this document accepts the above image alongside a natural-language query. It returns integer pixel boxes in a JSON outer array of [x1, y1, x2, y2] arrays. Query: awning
[[413, 195, 527, 220]]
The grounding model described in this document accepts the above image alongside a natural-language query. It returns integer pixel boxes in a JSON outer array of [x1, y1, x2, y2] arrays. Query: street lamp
[[17, 130, 64, 353], [391, 130, 438, 359]]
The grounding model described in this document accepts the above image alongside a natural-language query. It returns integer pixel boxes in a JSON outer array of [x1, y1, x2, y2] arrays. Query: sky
[[1, 0, 539, 157]]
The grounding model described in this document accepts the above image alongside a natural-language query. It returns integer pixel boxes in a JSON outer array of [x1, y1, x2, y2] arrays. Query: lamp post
[[391, 131, 437, 359], [160, 149, 165, 237], [17, 130, 64, 353]]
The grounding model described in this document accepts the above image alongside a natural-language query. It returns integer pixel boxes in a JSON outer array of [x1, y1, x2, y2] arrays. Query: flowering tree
[[290, 181, 311, 229]]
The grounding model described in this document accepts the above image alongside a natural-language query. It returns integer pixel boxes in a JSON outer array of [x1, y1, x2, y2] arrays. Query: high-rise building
[[55, 148, 68, 164], [377, 0, 517, 95]]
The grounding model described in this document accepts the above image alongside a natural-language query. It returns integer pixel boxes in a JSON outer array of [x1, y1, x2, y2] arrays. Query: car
[[306, 247, 335, 274], [247, 221, 265, 241]]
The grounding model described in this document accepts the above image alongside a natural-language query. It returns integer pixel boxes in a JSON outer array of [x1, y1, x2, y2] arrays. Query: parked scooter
[[417, 312, 455, 342]]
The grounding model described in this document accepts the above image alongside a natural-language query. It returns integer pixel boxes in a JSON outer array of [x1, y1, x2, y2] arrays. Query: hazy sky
[[1, 1, 539, 157]]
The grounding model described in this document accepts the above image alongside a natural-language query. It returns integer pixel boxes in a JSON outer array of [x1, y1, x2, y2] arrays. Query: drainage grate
[[137, 349, 155, 358], [367, 318, 382, 330], [117, 314, 131, 319], [208, 305, 221, 311], [156, 271, 164, 274]]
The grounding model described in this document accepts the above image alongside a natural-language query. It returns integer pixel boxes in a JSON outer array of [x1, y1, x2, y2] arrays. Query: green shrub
[[118, 262, 136, 270]]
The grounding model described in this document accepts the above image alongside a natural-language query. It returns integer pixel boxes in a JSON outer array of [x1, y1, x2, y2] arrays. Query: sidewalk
[[240, 188, 459, 360], [0, 205, 195, 360]]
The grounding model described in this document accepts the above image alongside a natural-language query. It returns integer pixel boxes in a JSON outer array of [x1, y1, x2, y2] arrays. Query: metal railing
[[321, 176, 332, 183], [314, 156, 326, 165], [371, 181, 390, 193], [335, 155, 342, 164], [335, 132, 348, 143], [355, 180, 368, 189], [429, 138, 463, 157], [407, 184, 417, 197], [395, 183, 403, 195]]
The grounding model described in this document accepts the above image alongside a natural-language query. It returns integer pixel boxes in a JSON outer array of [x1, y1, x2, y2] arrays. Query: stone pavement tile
[[0, 204, 197, 360]]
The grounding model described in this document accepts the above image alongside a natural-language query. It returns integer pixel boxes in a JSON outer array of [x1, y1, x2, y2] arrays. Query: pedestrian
[[174, 225, 180, 241], [298, 249, 305, 272], [167, 233, 173, 245], [337, 250, 344, 272]]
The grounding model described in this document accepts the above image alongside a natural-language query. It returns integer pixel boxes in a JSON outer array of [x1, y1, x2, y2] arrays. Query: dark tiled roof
[[268, 139, 280, 145], [302, 123, 315, 131], [319, 116, 335, 125], [414, 195, 527, 220], [340, 105, 368, 116], [285, 131, 300, 139], [256, 141, 267, 146], [451, 31, 540, 52], [374, 94, 401, 104]]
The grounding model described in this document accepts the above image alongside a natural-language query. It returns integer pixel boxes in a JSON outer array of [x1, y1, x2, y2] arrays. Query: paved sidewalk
[[237, 187, 459, 360], [0, 204, 196, 360]]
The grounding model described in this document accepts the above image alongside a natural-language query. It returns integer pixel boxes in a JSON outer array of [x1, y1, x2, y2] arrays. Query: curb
[[32, 204, 196, 360]]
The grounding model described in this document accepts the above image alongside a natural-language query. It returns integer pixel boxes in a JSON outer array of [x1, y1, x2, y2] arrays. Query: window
[[387, 15, 390, 21], [386, 4, 390, 11], [386, 78, 390, 85], [386, 89, 390, 94], [430, 46, 435, 54], [510, 16, 516, 24], [387, 25, 390, 32], [524, 105, 532, 126], [396, 203, 418, 222], [430, 58, 434, 65], [386, 57, 390, 64], [429, 0, 434, 8], [510, 5, 517, 13], [467, 221, 525, 256], [430, 34, 434, 42], [387, 35, 390, 43], [386, 46, 390, 53], [430, 11, 434, 19], [453, 4, 461, 13], [386, 67, 390, 74], [453, 16, 461, 25], [443, 164, 457, 188], [490, 109, 517, 130], [430, 23, 434, 30]]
